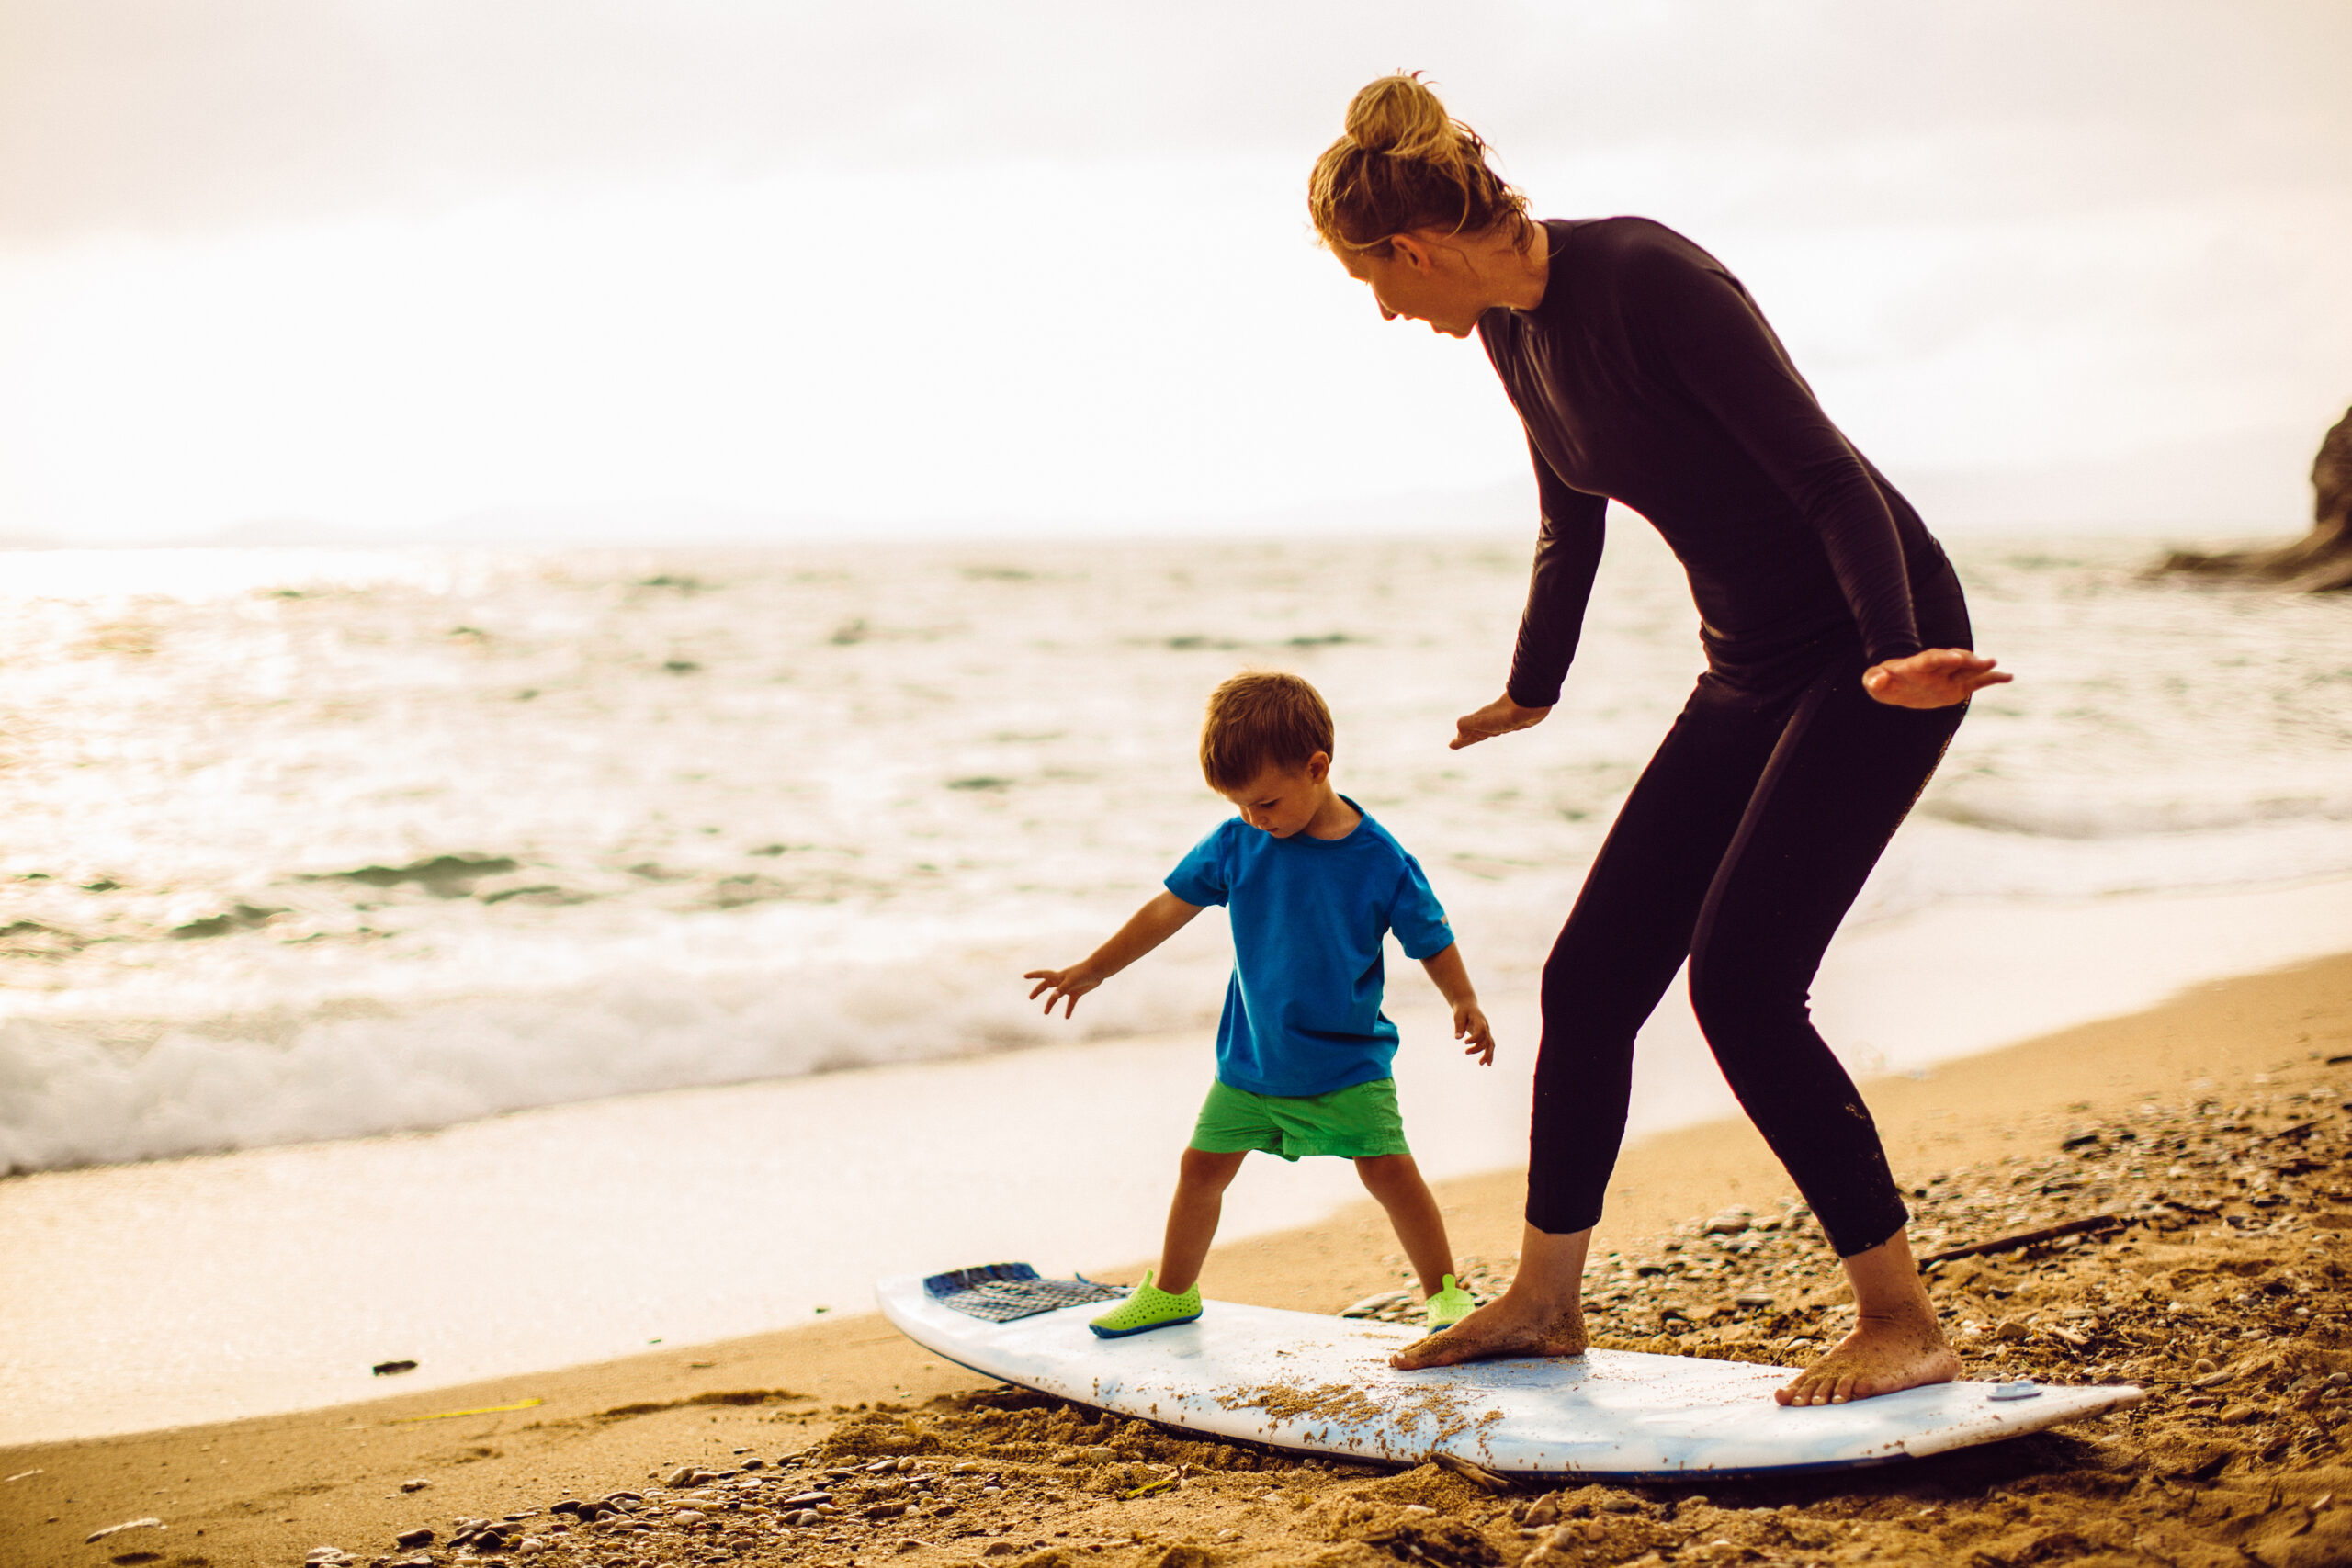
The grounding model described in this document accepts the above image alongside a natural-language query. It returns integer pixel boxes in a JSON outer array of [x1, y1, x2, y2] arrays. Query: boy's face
[[1217, 755, 1331, 840]]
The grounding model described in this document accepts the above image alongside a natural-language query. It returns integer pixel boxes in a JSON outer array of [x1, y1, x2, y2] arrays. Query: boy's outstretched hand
[[1023, 964, 1102, 1019], [1454, 1002, 1496, 1066], [1023, 891, 1205, 1021]]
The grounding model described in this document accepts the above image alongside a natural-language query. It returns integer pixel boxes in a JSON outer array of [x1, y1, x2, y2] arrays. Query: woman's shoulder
[[1545, 217, 1728, 294]]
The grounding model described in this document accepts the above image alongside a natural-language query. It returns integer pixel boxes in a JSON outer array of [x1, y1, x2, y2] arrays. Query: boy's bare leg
[[1156, 1147, 1248, 1296], [1389, 1222, 1592, 1369], [1352, 1154, 1456, 1297], [1776, 1229, 1961, 1404]]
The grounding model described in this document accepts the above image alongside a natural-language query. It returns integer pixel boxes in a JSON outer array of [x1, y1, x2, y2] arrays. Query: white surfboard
[[876, 1265, 2142, 1481]]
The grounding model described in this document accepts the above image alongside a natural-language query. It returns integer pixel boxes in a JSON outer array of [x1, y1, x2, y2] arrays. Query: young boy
[[1023, 671, 1496, 1337]]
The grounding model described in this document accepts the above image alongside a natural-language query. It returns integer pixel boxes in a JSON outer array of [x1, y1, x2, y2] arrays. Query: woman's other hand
[[1450, 694, 1552, 750], [1861, 649, 2011, 709]]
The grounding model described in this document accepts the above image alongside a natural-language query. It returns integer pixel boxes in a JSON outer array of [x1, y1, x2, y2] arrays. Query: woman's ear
[[1387, 233, 1434, 275]]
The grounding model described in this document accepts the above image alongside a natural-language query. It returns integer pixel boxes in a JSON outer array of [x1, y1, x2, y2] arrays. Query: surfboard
[[876, 1264, 2143, 1482]]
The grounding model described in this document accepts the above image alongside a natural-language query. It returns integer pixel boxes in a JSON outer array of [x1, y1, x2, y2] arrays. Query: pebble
[[303, 1550, 354, 1566], [782, 1491, 834, 1509], [400, 1478, 431, 1494], [84, 1518, 164, 1545], [394, 1528, 435, 1549]]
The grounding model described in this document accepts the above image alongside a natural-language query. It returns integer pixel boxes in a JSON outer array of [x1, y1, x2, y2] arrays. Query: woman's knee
[[1685, 948, 1805, 1060]]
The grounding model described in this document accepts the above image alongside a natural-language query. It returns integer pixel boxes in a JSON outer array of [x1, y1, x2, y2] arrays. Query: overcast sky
[[2, 1, 2346, 545]]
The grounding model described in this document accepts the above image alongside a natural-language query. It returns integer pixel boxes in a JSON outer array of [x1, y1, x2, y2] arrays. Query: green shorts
[[1189, 1077, 1411, 1162]]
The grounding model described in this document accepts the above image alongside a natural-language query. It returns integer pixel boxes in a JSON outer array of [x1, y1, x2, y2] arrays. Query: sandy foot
[[1775, 1311, 1962, 1405], [1388, 1292, 1588, 1370]]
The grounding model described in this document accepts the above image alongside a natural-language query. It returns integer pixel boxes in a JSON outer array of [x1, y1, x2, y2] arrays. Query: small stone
[[2219, 1404, 2264, 1425], [400, 1479, 431, 1494], [782, 1492, 834, 1510], [1735, 1292, 1776, 1310], [866, 1502, 910, 1520], [673, 1509, 706, 1526], [982, 1544, 1023, 1558], [1599, 1495, 1641, 1514], [85, 1517, 164, 1545], [665, 1466, 700, 1488], [394, 1529, 435, 1550]]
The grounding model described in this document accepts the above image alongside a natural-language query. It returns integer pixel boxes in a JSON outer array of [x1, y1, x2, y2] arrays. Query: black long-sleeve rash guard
[[1479, 218, 1960, 707]]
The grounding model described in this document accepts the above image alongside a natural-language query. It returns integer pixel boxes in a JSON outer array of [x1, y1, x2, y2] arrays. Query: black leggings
[[1525, 655, 1966, 1257]]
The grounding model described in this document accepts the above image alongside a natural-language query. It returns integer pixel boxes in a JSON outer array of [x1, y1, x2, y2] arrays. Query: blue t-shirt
[[1163, 799, 1454, 1099]]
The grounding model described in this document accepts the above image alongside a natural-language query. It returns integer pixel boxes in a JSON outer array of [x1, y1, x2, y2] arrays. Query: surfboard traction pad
[[923, 1262, 1130, 1323]]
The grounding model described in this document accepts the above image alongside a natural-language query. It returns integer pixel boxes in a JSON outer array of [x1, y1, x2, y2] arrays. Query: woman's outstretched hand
[[1862, 649, 2011, 709], [1450, 694, 1552, 750]]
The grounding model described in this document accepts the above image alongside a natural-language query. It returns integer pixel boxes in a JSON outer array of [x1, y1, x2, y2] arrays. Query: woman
[[1309, 75, 2009, 1407]]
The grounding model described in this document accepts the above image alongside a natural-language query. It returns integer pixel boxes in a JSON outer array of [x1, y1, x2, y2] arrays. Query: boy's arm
[[1419, 942, 1496, 1065], [1024, 890, 1204, 1019]]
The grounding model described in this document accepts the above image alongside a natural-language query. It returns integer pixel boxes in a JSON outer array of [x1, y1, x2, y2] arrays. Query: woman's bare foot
[[1775, 1308, 1961, 1405], [1390, 1223, 1593, 1371], [1390, 1289, 1587, 1370], [1776, 1228, 1961, 1406]]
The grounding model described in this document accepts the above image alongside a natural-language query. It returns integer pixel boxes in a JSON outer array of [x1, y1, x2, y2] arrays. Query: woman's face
[[1337, 237, 1484, 338]]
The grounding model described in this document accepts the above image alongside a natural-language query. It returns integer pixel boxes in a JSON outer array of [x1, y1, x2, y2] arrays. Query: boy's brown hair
[[1200, 671, 1335, 791]]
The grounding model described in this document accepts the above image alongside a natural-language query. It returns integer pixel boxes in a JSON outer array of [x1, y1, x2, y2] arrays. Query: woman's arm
[[1506, 437, 1609, 710]]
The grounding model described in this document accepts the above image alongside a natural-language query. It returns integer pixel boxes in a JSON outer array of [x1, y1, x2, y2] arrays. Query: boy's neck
[[1301, 785, 1361, 840]]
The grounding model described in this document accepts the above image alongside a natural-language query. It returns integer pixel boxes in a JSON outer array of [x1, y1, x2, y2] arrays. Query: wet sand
[[6, 951, 2350, 1567]]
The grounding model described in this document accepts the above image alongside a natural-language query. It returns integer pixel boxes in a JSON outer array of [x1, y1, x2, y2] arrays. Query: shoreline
[[6, 950, 2351, 1566], [9, 874, 2352, 1450]]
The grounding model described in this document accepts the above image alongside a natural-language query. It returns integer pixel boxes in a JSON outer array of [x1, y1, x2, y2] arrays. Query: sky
[[1, 0, 2347, 546]]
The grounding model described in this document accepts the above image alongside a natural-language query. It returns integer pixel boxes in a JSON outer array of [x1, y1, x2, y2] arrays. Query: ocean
[[4, 526, 2349, 1176]]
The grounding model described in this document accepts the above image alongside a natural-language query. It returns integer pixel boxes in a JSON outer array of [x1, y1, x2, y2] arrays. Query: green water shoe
[[1088, 1270, 1203, 1338], [1424, 1274, 1476, 1331]]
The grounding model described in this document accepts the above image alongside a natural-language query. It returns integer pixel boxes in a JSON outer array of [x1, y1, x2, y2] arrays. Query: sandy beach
[[6, 951, 2348, 1568]]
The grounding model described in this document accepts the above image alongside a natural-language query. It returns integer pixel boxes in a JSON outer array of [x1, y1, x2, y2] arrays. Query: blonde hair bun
[[1343, 73, 1456, 161], [1309, 72, 1530, 255]]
